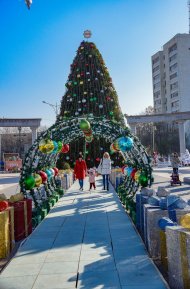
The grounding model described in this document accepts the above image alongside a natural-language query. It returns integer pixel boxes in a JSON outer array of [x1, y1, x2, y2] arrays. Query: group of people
[[74, 152, 111, 191]]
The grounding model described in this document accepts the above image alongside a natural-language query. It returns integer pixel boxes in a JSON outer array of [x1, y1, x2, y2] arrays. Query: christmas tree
[[57, 32, 125, 168]]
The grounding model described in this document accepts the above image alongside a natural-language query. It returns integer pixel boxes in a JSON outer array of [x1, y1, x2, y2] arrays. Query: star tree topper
[[83, 30, 92, 39], [25, 0, 32, 9]]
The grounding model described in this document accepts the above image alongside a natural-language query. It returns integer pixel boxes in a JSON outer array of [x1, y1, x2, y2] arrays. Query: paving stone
[[0, 276, 36, 289], [32, 273, 77, 289]]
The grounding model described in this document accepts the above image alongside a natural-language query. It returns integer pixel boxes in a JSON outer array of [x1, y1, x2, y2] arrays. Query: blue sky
[[0, 0, 188, 126]]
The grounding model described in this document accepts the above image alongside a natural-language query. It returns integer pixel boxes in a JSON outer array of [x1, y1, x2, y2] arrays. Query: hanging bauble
[[126, 167, 133, 177], [49, 168, 55, 177], [66, 156, 70, 160], [53, 167, 59, 176], [131, 168, 137, 180], [80, 46, 84, 50], [34, 174, 42, 187], [45, 169, 52, 180], [121, 165, 127, 174], [79, 119, 90, 131], [99, 104, 103, 109], [52, 141, 58, 154], [69, 98, 73, 102], [78, 101, 81, 103], [139, 172, 148, 187], [24, 175, 35, 190], [45, 140, 54, 154], [90, 98, 93, 102], [74, 82, 77, 85], [110, 143, 117, 152], [117, 137, 133, 152], [113, 140, 120, 151], [39, 139, 47, 153], [61, 144, 70, 153], [89, 55, 92, 57], [39, 171, 48, 183], [73, 93, 77, 97], [80, 81, 83, 85], [87, 157, 91, 160], [134, 171, 141, 182], [75, 112, 79, 116], [96, 158, 100, 162], [57, 141, 63, 153], [86, 72, 90, 75], [77, 74, 80, 78], [82, 99, 86, 103], [0, 201, 9, 212], [88, 79, 90, 82], [109, 111, 114, 116], [78, 108, 82, 112], [100, 90, 104, 93], [93, 97, 97, 101]]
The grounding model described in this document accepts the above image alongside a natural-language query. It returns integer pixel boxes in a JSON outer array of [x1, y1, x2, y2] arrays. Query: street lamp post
[[42, 101, 60, 116]]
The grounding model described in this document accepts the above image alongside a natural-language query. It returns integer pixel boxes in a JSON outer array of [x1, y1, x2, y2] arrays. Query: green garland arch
[[20, 116, 153, 208]]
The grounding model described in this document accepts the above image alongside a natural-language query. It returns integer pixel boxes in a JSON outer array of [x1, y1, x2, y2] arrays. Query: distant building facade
[[152, 33, 190, 114]]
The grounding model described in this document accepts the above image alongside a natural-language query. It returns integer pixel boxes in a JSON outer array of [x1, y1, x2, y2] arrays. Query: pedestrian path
[[0, 177, 169, 289]]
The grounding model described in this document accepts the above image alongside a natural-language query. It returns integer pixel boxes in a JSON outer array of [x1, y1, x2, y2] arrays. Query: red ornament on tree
[[39, 171, 48, 183], [0, 201, 9, 212], [121, 165, 127, 174], [131, 168, 137, 180], [53, 167, 59, 176], [96, 158, 100, 162], [61, 144, 70, 153]]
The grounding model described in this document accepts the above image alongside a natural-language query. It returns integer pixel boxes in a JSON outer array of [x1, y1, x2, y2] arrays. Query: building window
[[153, 65, 159, 73], [153, 82, 160, 89], [154, 91, 160, 99], [171, 92, 178, 98], [153, 74, 160, 82], [170, 81, 178, 90], [171, 100, 179, 108], [169, 63, 177, 72], [168, 43, 177, 54], [169, 53, 177, 62], [154, 99, 161, 105], [170, 72, 177, 80], [153, 56, 159, 65]]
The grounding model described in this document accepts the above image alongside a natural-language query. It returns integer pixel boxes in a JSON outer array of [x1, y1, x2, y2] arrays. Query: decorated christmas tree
[[57, 31, 125, 167]]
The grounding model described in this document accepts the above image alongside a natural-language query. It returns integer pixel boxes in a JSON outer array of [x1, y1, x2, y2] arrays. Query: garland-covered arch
[[20, 117, 153, 208]]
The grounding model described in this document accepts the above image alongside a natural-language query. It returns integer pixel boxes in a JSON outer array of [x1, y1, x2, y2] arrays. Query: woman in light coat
[[99, 152, 111, 190]]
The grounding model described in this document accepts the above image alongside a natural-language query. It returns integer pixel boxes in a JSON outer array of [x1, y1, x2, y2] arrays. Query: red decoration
[[39, 171, 48, 183], [61, 144, 70, 153], [131, 168, 137, 180], [96, 158, 100, 162], [0, 201, 9, 212], [87, 157, 91, 160], [121, 165, 127, 174], [53, 167, 59, 176]]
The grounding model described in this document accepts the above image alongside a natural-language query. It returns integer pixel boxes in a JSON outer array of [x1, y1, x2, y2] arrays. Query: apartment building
[[152, 33, 190, 114]]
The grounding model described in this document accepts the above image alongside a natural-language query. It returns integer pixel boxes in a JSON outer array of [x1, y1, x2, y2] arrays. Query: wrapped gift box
[[0, 207, 14, 259], [9, 199, 32, 241]]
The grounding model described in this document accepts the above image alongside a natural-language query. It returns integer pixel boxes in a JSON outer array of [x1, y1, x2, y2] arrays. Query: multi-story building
[[152, 33, 190, 114]]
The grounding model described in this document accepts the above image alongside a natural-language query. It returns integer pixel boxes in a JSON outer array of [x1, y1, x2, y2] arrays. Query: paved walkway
[[0, 178, 169, 289]]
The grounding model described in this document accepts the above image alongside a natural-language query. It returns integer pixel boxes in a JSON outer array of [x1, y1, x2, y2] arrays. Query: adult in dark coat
[[74, 155, 87, 190]]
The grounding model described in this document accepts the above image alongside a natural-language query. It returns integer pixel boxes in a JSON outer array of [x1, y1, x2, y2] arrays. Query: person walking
[[88, 168, 96, 191], [98, 152, 111, 190], [74, 155, 87, 190], [170, 152, 180, 174]]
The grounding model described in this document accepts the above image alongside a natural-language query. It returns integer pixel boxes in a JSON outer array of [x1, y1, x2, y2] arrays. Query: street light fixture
[[42, 101, 60, 116]]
